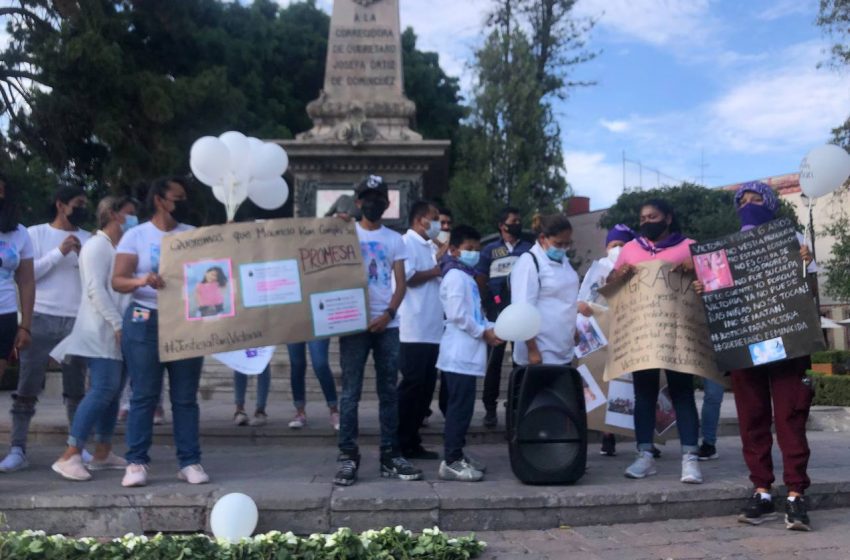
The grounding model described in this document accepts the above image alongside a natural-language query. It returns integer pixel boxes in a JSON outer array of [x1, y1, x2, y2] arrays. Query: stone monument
[[277, 0, 449, 229]]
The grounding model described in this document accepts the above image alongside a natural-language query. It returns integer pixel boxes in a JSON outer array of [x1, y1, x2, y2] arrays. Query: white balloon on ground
[[494, 302, 541, 342], [799, 144, 850, 198], [250, 142, 289, 180], [190, 136, 230, 187], [210, 493, 258, 543], [219, 131, 252, 185], [212, 346, 275, 375], [248, 176, 289, 210]]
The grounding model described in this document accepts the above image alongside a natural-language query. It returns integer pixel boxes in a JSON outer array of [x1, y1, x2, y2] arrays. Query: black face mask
[[505, 223, 522, 238], [170, 200, 190, 223], [68, 206, 89, 227], [360, 199, 386, 222], [640, 221, 668, 241]]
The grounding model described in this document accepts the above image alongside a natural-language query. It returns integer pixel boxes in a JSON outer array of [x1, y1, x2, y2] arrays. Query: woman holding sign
[[694, 181, 815, 531], [112, 177, 208, 488], [609, 198, 704, 485]]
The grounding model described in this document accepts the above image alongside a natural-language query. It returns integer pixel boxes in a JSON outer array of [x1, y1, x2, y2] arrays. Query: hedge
[[810, 372, 850, 407], [811, 350, 850, 365], [0, 527, 485, 560]]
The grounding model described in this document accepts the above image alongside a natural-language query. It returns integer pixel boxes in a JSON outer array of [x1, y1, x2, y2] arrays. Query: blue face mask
[[121, 214, 139, 233], [546, 246, 566, 263], [459, 250, 480, 268], [737, 203, 775, 230]]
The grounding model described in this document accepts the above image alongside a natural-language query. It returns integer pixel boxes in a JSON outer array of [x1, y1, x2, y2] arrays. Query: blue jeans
[[338, 328, 400, 454], [700, 379, 725, 445], [287, 339, 338, 408], [68, 358, 126, 448], [633, 369, 699, 454], [233, 366, 271, 411], [122, 306, 204, 468], [443, 372, 477, 463]]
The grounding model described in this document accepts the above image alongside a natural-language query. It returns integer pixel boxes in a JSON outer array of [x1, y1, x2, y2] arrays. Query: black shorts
[[0, 312, 18, 359]]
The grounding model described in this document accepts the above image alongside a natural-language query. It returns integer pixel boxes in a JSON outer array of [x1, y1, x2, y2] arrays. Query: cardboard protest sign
[[157, 218, 368, 361], [578, 307, 677, 443], [599, 259, 724, 384], [690, 218, 824, 371]]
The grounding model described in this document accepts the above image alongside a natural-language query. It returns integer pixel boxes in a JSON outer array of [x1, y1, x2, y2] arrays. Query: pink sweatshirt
[[614, 237, 696, 268]]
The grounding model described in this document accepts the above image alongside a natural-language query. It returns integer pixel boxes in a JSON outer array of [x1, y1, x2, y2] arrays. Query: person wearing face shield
[[397, 200, 444, 460], [0, 186, 92, 474], [608, 198, 704, 486], [693, 181, 816, 531]]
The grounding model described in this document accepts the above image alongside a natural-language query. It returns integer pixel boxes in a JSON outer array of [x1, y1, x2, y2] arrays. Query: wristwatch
[[385, 308, 397, 320]]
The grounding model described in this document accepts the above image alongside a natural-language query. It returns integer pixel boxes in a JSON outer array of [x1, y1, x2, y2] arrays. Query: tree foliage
[[447, 0, 595, 234], [599, 183, 802, 242], [818, 0, 850, 147], [1, 0, 464, 225]]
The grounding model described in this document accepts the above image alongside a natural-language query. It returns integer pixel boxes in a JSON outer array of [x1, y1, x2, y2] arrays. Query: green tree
[[599, 183, 801, 242], [818, 0, 850, 147], [822, 214, 850, 301]]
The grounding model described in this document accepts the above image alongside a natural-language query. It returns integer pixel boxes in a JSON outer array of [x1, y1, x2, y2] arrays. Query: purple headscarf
[[734, 181, 779, 213], [605, 224, 635, 247]]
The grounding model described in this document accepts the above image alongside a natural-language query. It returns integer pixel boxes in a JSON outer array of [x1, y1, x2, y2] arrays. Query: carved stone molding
[[351, 0, 382, 6]]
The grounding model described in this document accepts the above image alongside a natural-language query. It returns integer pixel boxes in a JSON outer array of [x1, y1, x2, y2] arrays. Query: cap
[[354, 174, 389, 200]]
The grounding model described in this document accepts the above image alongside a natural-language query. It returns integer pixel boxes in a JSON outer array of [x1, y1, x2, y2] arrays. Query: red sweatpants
[[730, 355, 813, 494]]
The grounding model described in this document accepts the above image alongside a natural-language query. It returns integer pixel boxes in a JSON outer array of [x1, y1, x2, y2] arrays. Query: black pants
[[443, 371, 477, 463], [397, 342, 439, 451], [482, 341, 512, 412]]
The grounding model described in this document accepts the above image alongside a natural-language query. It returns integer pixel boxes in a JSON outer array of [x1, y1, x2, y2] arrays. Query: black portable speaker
[[506, 364, 587, 485]]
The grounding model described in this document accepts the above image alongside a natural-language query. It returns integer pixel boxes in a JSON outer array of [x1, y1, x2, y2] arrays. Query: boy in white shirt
[[334, 175, 423, 486], [398, 200, 443, 460], [437, 225, 502, 481]]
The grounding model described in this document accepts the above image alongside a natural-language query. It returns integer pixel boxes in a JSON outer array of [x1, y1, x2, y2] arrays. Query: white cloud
[[575, 0, 713, 47], [564, 151, 625, 210], [756, 0, 814, 21], [599, 119, 630, 133]]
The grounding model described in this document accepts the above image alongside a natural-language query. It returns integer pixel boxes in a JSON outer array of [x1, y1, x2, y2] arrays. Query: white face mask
[[607, 246, 622, 263], [437, 230, 450, 244], [427, 219, 441, 240]]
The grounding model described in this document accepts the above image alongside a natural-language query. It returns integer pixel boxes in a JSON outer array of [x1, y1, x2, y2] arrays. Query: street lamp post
[[800, 193, 822, 315]]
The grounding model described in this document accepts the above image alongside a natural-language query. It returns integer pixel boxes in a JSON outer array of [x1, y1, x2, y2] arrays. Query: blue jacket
[[476, 237, 533, 316]]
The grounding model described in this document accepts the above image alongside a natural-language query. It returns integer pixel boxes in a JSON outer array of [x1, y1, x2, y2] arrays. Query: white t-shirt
[[116, 221, 194, 309], [0, 225, 33, 315], [436, 268, 490, 376], [399, 229, 443, 344], [356, 223, 406, 328], [28, 223, 92, 317]]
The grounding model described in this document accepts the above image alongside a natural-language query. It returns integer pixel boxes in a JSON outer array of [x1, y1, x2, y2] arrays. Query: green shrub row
[[0, 527, 485, 560], [811, 350, 850, 365], [810, 372, 850, 407]]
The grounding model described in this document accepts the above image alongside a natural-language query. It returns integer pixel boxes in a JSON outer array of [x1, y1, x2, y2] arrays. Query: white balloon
[[250, 142, 289, 180], [248, 177, 289, 210], [219, 131, 252, 185], [494, 302, 541, 342], [190, 137, 230, 187], [799, 144, 850, 198], [210, 493, 258, 543]]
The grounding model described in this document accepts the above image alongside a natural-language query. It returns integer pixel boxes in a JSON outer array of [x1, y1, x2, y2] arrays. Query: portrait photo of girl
[[184, 259, 235, 320]]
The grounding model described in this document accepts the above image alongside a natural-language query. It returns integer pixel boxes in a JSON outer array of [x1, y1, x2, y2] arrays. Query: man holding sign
[[692, 182, 819, 531]]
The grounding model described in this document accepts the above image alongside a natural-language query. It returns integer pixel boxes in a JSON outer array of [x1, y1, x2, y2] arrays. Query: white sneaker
[[288, 413, 307, 429], [122, 463, 149, 487], [178, 464, 210, 484], [438, 459, 484, 482], [52, 454, 92, 481], [681, 453, 704, 484], [330, 411, 340, 431], [624, 451, 657, 479], [0, 447, 28, 473], [87, 452, 128, 471]]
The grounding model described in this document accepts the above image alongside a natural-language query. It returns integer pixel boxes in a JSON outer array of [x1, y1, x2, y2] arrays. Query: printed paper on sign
[[605, 379, 636, 431], [577, 364, 606, 413], [212, 346, 276, 375], [311, 288, 367, 337], [240, 259, 302, 308], [574, 315, 608, 359]]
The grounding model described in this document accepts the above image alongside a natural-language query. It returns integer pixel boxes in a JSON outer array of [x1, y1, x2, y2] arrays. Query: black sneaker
[[401, 446, 440, 460], [651, 446, 662, 459], [785, 497, 812, 531], [600, 434, 616, 456], [380, 453, 423, 481], [483, 410, 497, 428], [697, 442, 718, 461], [738, 493, 777, 525], [334, 452, 360, 486]]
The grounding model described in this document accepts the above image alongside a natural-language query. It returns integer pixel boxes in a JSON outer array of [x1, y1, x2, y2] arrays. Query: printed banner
[[157, 218, 368, 361], [599, 259, 724, 384], [690, 218, 824, 371]]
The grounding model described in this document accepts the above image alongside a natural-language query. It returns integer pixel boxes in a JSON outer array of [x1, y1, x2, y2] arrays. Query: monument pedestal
[[272, 0, 449, 228]]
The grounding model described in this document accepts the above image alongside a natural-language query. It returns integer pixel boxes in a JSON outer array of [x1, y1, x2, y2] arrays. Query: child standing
[[437, 225, 502, 481]]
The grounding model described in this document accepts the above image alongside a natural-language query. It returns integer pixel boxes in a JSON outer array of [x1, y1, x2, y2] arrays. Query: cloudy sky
[[294, 0, 849, 210]]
